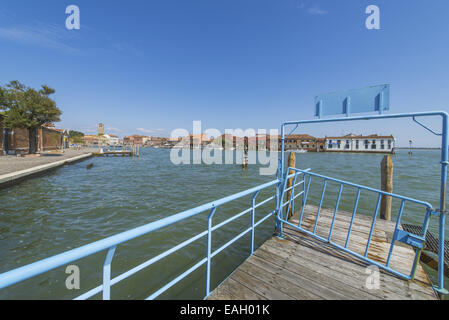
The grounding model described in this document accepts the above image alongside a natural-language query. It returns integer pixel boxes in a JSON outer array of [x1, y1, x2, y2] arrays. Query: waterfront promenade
[[0, 149, 93, 187]]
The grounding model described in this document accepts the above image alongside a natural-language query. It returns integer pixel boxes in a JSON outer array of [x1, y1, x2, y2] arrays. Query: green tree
[[69, 130, 85, 144], [0, 81, 62, 154], [69, 130, 84, 138]]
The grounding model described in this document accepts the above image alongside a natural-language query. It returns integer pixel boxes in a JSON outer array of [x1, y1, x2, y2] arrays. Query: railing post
[[298, 175, 312, 228], [286, 173, 298, 221], [251, 191, 260, 254], [103, 246, 116, 300], [205, 207, 217, 298], [364, 194, 382, 257], [437, 210, 447, 295], [436, 112, 448, 295], [380, 155, 393, 220], [313, 179, 327, 234], [277, 171, 290, 239], [286, 152, 296, 219], [345, 188, 361, 248]]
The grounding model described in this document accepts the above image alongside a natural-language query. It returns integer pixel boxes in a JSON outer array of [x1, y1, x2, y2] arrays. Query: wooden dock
[[92, 151, 134, 157], [208, 205, 438, 300]]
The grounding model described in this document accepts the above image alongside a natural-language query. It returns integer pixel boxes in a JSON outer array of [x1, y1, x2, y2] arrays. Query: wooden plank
[[216, 277, 265, 300], [208, 203, 438, 301], [238, 258, 323, 300], [207, 285, 234, 300], [266, 234, 436, 300], [248, 252, 347, 300], [280, 228, 436, 296], [286, 220, 430, 284], [254, 246, 378, 300], [258, 240, 390, 300], [229, 269, 295, 300]]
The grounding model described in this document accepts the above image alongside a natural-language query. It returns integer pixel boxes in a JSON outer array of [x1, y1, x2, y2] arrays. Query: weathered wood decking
[[208, 205, 438, 300]]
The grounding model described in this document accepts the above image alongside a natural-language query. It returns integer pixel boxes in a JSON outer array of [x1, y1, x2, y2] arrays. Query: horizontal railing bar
[[281, 201, 290, 208], [254, 211, 276, 228], [75, 229, 210, 300], [211, 195, 276, 232], [212, 210, 275, 259], [284, 180, 305, 193], [254, 195, 276, 209], [76, 208, 275, 300], [146, 258, 208, 300], [282, 111, 448, 127], [281, 191, 305, 208], [211, 208, 252, 232], [211, 227, 252, 259], [289, 169, 432, 208], [292, 191, 305, 200], [146, 210, 274, 300], [0, 179, 280, 290]]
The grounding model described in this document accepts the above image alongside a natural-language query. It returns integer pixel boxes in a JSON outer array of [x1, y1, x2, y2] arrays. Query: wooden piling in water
[[380, 155, 393, 221], [286, 152, 296, 219], [242, 137, 249, 169]]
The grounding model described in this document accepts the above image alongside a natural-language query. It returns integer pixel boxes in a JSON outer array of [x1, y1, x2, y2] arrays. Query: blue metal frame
[[279, 111, 449, 295], [278, 168, 433, 282], [0, 180, 280, 300]]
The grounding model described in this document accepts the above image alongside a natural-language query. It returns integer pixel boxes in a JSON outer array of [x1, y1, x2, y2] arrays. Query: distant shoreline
[[396, 147, 441, 150]]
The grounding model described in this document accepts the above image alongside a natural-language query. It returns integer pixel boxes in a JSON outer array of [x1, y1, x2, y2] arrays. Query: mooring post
[[286, 152, 296, 219], [242, 137, 249, 169], [380, 155, 393, 220]]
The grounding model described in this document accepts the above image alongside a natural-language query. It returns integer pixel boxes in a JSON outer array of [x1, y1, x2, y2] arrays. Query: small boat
[[291, 149, 308, 153]]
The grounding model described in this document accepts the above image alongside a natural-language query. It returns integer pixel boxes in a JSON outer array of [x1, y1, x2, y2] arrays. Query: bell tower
[[98, 123, 104, 136]]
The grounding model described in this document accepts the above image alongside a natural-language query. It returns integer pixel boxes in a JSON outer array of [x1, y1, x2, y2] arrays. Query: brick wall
[[42, 127, 62, 150], [0, 117, 64, 155], [8, 128, 29, 152]]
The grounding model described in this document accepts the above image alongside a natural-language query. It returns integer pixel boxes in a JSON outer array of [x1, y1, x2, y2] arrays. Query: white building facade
[[103, 134, 120, 145], [325, 134, 395, 153]]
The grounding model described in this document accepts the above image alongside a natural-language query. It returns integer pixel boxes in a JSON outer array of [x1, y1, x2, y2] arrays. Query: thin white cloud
[[0, 24, 80, 53], [307, 7, 328, 16], [137, 128, 155, 134], [296, 1, 328, 16], [106, 127, 123, 133], [137, 128, 166, 134]]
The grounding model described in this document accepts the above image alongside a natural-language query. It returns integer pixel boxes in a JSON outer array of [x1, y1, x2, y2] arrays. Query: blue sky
[[0, 0, 448, 147]]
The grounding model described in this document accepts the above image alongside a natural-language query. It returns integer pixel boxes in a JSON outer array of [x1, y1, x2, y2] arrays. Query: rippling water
[[0, 148, 447, 299]]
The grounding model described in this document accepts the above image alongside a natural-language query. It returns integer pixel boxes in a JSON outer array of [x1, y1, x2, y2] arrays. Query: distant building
[[187, 134, 211, 147], [278, 134, 319, 152], [123, 135, 148, 145], [83, 134, 108, 146], [315, 138, 326, 152], [103, 134, 120, 145], [324, 134, 395, 153], [145, 137, 170, 147]]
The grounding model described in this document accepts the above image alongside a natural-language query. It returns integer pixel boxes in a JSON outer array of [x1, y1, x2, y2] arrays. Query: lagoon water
[[0, 148, 447, 299]]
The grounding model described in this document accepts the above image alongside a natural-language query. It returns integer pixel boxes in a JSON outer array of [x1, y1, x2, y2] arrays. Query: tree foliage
[[69, 130, 85, 138], [0, 81, 61, 129]]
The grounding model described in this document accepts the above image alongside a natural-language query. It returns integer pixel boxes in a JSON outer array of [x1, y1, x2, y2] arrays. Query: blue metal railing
[[0, 179, 280, 300], [279, 111, 449, 295], [278, 168, 435, 283]]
